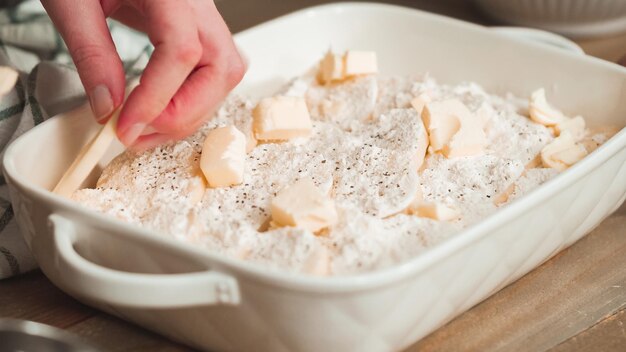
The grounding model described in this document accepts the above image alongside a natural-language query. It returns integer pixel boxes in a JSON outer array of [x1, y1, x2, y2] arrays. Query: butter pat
[[405, 185, 424, 212], [555, 115, 586, 141], [186, 176, 207, 204], [529, 88, 565, 126], [319, 50, 345, 84], [0, 66, 18, 96], [422, 100, 462, 151], [405, 187, 458, 221], [344, 51, 378, 77], [410, 93, 432, 116], [442, 121, 487, 158], [423, 99, 486, 157], [271, 178, 338, 233], [253, 96, 313, 141], [410, 93, 433, 169], [541, 131, 588, 171], [200, 126, 246, 188], [244, 129, 258, 153], [408, 202, 459, 221], [317, 50, 377, 83]]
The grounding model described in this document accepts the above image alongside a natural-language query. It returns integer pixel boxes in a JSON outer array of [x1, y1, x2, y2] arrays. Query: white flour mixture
[[72, 70, 607, 276]]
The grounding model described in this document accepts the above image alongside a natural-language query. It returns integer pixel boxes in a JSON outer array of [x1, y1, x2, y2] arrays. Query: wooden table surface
[[2, 1, 626, 351]]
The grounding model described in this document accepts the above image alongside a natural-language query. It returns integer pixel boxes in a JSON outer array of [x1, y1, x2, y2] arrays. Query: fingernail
[[89, 84, 114, 122], [121, 122, 146, 146]]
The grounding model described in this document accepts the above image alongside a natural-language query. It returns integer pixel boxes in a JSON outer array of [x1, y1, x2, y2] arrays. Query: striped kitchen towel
[[0, 0, 152, 279]]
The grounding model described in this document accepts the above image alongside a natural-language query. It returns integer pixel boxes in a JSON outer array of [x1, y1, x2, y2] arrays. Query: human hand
[[41, 0, 246, 149]]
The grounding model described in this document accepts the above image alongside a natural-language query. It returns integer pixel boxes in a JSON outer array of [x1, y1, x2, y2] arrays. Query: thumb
[[42, 0, 125, 122]]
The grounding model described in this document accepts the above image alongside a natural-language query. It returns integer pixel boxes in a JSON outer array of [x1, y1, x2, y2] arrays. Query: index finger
[[116, 0, 202, 146]]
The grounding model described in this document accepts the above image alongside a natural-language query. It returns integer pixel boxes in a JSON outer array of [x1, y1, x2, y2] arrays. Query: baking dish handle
[[49, 214, 240, 308], [491, 27, 585, 55]]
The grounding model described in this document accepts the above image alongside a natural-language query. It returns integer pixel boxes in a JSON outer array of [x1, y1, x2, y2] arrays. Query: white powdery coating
[[73, 96, 258, 238], [328, 207, 460, 274], [196, 137, 336, 232], [195, 117, 420, 271], [437, 82, 554, 165], [280, 76, 315, 98], [332, 109, 422, 217], [590, 132, 610, 145], [240, 227, 328, 273], [485, 107, 554, 165], [278, 65, 318, 98], [355, 108, 425, 155], [333, 144, 417, 217], [507, 168, 560, 202], [191, 109, 422, 234], [188, 210, 328, 274], [72, 73, 581, 276], [420, 153, 525, 226], [306, 76, 378, 130], [374, 74, 445, 118], [81, 140, 204, 238], [375, 77, 554, 165], [71, 188, 140, 224], [374, 75, 423, 117]]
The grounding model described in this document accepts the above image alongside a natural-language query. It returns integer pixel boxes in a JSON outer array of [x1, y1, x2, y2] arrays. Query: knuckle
[[224, 56, 246, 89], [159, 102, 186, 133], [135, 99, 171, 122], [159, 101, 205, 136], [152, 96, 173, 115], [69, 42, 112, 69], [175, 41, 202, 66], [174, 118, 205, 139], [165, 121, 189, 137], [137, 80, 172, 113], [176, 119, 205, 139]]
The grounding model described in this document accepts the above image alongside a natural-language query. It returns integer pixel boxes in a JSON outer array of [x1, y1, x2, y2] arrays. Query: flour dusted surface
[[73, 73, 571, 276]]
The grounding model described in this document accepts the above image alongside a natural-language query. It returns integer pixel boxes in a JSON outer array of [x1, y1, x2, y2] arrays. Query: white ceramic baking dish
[[3, 3, 626, 352]]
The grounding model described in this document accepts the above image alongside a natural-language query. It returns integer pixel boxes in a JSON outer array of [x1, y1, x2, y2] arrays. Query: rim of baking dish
[[4, 2, 626, 294]]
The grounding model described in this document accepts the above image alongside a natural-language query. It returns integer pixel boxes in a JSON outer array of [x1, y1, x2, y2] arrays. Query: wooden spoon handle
[[53, 110, 120, 197]]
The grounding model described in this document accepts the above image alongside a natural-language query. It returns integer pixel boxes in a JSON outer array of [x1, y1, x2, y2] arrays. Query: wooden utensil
[[52, 110, 120, 197]]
